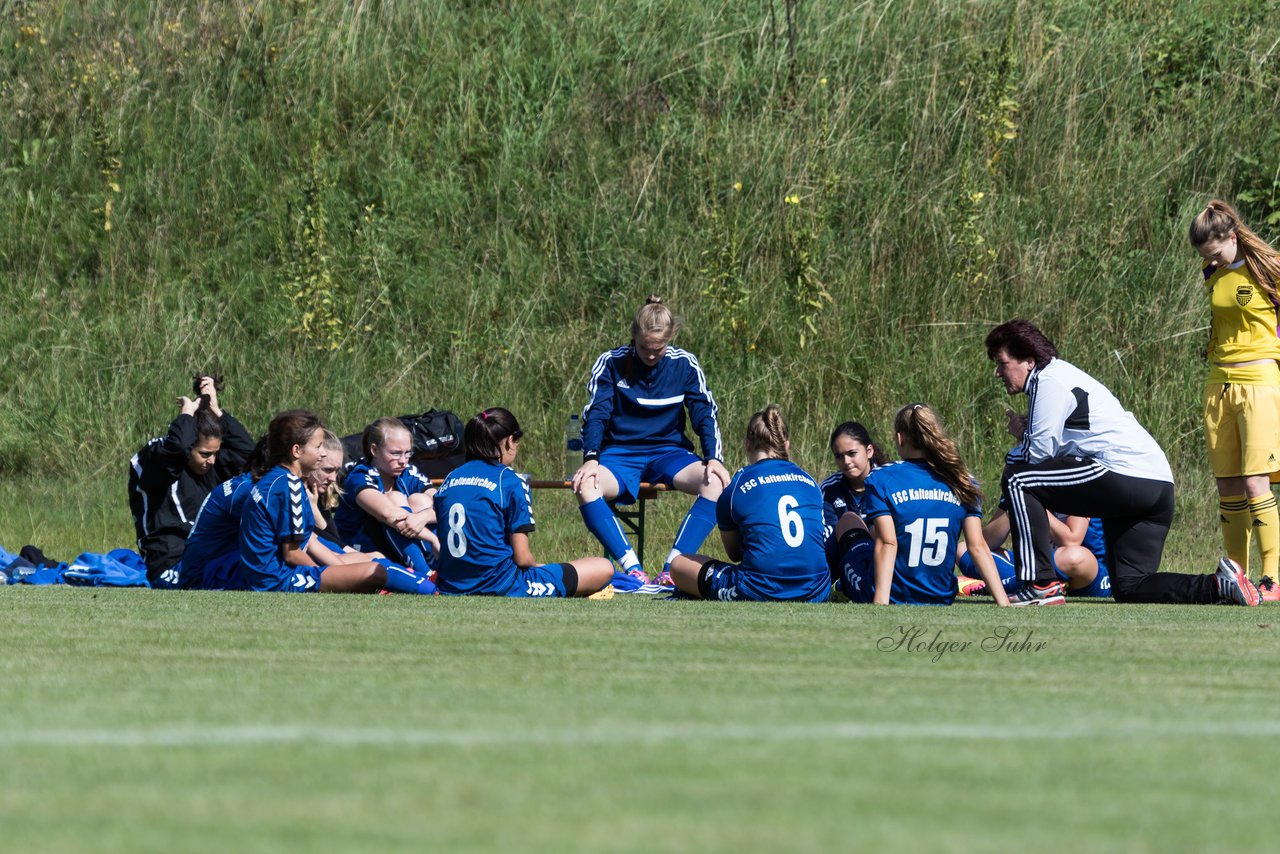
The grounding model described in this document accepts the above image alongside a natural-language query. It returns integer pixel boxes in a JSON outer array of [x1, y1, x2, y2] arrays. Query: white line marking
[[1, 721, 1278, 748]]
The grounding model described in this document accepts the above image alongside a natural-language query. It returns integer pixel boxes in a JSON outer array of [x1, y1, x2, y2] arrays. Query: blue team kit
[[433, 458, 573, 597], [841, 460, 981, 606], [704, 458, 829, 602]]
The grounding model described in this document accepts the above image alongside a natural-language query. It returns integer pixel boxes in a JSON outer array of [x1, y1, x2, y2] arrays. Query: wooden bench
[[431, 479, 669, 565]]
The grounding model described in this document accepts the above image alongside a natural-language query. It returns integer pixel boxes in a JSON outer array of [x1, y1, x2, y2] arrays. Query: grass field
[[1, 588, 1276, 852], [5, 1, 1280, 849]]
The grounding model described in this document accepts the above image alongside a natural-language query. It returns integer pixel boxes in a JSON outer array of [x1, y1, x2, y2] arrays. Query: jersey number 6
[[777, 495, 804, 548]]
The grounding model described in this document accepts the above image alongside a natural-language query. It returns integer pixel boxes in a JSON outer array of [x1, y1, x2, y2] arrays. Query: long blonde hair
[[744, 404, 790, 460], [894, 403, 980, 510], [318, 430, 345, 511], [1189, 199, 1280, 303]]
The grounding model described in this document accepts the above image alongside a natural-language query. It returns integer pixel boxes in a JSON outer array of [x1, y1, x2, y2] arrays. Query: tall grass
[[2, 0, 1279, 551]]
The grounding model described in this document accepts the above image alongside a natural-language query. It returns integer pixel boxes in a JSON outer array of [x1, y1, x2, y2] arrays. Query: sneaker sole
[[1008, 594, 1066, 608], [1217, 558, 1261, 606]]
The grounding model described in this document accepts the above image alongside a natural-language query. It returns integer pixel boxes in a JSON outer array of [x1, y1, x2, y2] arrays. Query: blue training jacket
[[580, 344, 722, 461]]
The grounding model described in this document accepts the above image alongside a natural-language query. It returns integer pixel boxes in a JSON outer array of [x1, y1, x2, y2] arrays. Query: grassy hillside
[[3, 0, 1280, 553]]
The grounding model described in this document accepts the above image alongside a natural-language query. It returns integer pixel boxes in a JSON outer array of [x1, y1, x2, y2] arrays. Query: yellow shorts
[[1204, 364, 1280, 478]]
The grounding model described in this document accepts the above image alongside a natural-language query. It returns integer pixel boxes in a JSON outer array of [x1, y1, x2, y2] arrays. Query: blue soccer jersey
[[862, 460, 981, 605], [333, 461, 432, 543], [432, 459, 534, 595], [580, 344, 722, 461], [179, 473, 254, 589], [238, 466, 317, 592], [820, 468, 877, 540], [717, 458, 828, 600]]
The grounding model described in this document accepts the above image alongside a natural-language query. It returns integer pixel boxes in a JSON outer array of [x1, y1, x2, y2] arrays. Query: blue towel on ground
[[63, 552, 149, 588]]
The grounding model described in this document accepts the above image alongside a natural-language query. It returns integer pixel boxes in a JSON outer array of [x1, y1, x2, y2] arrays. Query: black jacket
[[127, 412, 255, 581]]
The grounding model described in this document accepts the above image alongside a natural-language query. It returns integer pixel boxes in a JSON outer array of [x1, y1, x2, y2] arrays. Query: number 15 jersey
[[862, 460, 981, 605]]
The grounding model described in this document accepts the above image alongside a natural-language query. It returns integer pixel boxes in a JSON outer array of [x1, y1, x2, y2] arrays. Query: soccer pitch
[[1, 589, 1275, 852]]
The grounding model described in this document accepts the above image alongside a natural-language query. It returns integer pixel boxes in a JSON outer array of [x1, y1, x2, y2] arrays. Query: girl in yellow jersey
[[1189, 200, 1280, 596]]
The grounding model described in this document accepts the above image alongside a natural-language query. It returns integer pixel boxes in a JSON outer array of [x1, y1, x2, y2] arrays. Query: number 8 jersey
[[717, 458, 828, 598], [432, 458, 534, 595], [862, 460, 981, 605]]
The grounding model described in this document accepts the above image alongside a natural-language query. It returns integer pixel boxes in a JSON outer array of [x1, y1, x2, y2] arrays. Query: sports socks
[[1247, 492, 1279, 579], [1219, 494, 1251, 573], [663, 496, 718, 574], [579, 497, 641, 572], [380, 561, 437, 595]]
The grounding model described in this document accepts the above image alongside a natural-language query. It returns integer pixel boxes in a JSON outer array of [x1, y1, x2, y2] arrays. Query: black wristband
[[583, 450, 600, 463]]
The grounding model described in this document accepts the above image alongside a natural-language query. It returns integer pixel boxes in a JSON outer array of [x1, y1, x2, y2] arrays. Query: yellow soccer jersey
[[1205, 260, 1280, 364]]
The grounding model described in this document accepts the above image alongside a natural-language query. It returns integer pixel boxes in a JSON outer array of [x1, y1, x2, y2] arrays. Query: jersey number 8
[[446, 504, 468, 558]]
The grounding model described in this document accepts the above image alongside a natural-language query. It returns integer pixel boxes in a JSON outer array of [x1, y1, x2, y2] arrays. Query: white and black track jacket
[[1006, 358, 1173, 483]]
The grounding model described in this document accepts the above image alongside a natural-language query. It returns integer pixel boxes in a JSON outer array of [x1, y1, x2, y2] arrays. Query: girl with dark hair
[[669, 405, 829, 602], [333, 417, 440, 573], [432, 408, 613, 597], [834, 404, 1010, 607], [1189, 200, 1280, 597], [985, 318, 1258, 606], [128, 375, 254, 588], [820, 421, 889, 540], [572, 296, 730, 587], [237, 410, 435, 596]]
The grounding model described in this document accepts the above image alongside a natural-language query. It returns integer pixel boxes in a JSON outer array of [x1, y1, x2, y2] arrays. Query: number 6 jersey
[[862, 460, 981, 605], [717, 458, 827, 597]]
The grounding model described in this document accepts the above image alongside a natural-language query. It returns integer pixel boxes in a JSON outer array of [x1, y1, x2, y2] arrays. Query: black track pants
[[1001, 458, 1217, 604]]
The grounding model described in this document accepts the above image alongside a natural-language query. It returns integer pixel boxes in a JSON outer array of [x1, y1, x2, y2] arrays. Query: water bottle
[[565, 414, 583, 481]]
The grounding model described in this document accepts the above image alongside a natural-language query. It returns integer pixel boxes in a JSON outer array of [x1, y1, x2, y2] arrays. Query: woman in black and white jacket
[[985, 319, 1258, 607]]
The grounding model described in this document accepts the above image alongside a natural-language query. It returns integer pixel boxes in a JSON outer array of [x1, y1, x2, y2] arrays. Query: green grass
[[4, 3, 1280, 847], [1, 589, 1276, 852]]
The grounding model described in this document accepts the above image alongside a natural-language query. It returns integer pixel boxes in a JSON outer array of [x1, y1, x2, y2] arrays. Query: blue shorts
[[280, 565, 325, 593], [698, 560, 829, 603], [1058, 559, 1112, 598], [443, 563, 574, 598], [599, 446, 701, 505], [200, 551, 247, 591]]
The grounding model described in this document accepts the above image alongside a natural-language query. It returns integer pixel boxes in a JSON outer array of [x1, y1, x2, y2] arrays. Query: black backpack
[[341, 409, 466, 479]]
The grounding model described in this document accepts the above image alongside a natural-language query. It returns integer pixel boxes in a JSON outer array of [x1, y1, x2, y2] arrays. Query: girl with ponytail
[[236, 410, 436, 596], [1189, 200, 1280, 596], [668, 405, 830, 602], [572, 295, 730, 588], [835, 404, 1009, 606], [432, 407, 614, 597], [333, 417, 440, 574]]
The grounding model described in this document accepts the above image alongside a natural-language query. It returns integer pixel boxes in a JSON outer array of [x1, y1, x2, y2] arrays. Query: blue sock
[[664, 496, 718, 573], [956, 550, 1020, 593], [381, 562, 437, 595], [382, 508, 433, 574], [580, 498, 640, 571]]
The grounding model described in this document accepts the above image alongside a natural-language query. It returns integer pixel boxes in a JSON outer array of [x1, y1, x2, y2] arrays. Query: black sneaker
[[1215, 557, 1261, 606], [1007, 580, 1066, 607]]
